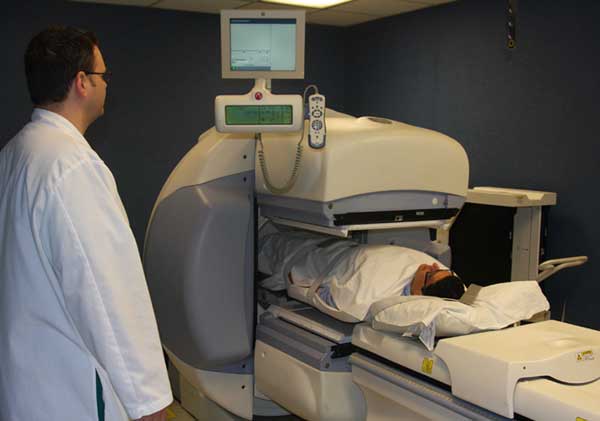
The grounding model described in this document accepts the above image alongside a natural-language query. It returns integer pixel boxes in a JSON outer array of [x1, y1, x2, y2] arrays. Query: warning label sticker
[[576, 350, 595, 362]]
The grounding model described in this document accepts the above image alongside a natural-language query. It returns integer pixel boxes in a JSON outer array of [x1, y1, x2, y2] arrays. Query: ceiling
[[71, 0, 455, 27]]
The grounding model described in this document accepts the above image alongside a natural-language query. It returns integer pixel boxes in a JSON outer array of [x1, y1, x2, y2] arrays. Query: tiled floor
[[166, 397, 303, 420], [166, 400, 303, 421], [167, 400, 196, 420]]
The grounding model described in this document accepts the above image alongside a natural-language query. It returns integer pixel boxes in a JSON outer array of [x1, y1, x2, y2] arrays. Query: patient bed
[[256, 294, 600, 420], [351, 320, 600, 420]]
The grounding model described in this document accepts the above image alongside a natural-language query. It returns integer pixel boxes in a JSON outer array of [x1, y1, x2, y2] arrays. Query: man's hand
[[135, 408, 168, 421]]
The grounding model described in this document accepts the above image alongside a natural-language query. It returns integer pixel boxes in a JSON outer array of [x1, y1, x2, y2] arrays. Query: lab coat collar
[[31, 108, 91, 149]]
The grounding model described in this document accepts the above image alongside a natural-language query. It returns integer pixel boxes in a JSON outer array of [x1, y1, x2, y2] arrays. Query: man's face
[[85, 46, 107, 120], [411, 263, 452, 295]]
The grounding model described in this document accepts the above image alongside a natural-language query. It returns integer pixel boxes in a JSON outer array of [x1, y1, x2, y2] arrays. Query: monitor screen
[[230, 18, 296, 72], [221, 10, 305, 79], [225, 105, 293, 125]]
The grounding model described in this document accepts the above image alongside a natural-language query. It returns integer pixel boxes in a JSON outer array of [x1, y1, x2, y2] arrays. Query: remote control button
[[312, 110, 322, 118], [312, 120, 323, 130]]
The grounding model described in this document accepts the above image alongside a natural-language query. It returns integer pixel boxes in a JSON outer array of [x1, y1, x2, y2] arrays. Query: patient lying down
[[258, 226, 466, 321]]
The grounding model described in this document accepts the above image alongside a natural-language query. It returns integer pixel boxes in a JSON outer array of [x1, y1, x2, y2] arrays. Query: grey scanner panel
[[144, 172, 254, 370], [258, 191, 465, 227], [257, 316, 352, 372]]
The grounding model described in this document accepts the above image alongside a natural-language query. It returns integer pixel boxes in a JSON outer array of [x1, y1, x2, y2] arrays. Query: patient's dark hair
[[421, 275, 465, 300]]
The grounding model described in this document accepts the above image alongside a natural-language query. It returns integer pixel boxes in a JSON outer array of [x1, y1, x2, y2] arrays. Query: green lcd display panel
[[225, 105, 293, 126]]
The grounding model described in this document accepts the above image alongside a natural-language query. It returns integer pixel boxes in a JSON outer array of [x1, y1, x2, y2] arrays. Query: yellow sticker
[[421, 358, 434, 374], [576, 350, 595, 362], [166, 407, 177, 419], [576, 417, 588, 421]]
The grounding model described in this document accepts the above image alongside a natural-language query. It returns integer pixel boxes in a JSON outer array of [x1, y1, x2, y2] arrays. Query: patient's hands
[[410, 263, 441, 295]]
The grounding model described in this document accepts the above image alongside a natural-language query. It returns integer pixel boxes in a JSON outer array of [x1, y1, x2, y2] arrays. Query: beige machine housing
[[256, 110, 469, 229]]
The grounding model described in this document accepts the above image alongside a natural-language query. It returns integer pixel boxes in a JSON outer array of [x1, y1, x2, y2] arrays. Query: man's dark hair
[[422, 275, 465, 300], [25, 26, 99, 106]]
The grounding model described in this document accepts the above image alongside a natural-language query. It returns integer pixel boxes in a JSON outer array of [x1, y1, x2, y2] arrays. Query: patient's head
[[411, 263, 465, 299]]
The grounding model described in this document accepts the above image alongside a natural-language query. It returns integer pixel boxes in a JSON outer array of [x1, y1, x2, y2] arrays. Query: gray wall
[[2, 0, 599, 328], [0, 0, 346, 245], [345, 0, 600, 328]]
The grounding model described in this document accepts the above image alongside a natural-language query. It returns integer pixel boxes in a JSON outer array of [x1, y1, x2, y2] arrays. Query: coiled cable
[[257, 84, 320, 194]]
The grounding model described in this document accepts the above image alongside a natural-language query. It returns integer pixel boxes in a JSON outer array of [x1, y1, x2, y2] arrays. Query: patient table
[[255, 298, 600, 421]]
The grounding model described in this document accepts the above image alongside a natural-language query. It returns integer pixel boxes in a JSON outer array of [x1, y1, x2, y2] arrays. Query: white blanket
[[258, 225, 446, 320], [370, 281, 550, 350], [259, 226, 551, 344]]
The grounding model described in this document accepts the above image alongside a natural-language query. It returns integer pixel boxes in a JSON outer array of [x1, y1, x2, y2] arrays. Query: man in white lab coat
[[0, 26, 172, 421]]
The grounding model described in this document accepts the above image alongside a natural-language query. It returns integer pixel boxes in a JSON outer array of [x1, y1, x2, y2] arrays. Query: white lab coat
[[0, 109, 173, 421]]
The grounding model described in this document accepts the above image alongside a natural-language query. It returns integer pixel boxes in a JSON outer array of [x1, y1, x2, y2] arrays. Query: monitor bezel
[[221, 9, 306, 79]]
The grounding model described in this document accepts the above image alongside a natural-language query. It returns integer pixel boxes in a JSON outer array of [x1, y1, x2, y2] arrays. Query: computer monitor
[[221, 10, 305, 79]]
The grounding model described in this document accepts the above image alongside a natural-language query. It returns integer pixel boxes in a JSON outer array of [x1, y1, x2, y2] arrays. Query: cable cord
[[303, 84, 319, 102], [257, 84, 320, 195], [257, 126, 304, 195]]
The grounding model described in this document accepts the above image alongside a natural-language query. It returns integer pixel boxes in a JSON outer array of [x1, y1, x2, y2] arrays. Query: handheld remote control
[[308, 94, 326, 149]]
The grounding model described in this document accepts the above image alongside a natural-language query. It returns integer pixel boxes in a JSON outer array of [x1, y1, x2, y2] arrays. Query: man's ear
[[72, 71, 88, 98]]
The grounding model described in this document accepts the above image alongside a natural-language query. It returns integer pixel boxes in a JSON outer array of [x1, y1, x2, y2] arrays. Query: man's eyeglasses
[[84, 70, 112, 83]]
